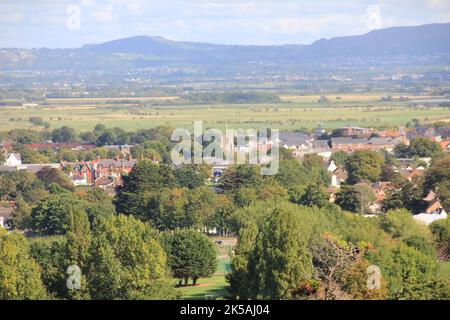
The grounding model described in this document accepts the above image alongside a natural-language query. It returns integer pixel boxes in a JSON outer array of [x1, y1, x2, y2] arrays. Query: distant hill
[[79, 22, 450, 59], [301, 23, 450, 58], [1, 22, 450, 72]]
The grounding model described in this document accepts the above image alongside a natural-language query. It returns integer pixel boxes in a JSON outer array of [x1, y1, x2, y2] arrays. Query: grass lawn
[[177, 273, 229, 300], [438, 261, 450, 281]]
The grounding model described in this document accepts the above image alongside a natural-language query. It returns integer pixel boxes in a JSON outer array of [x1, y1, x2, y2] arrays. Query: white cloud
[[91, 3, 114, 22], [426, 0, 450, 9]]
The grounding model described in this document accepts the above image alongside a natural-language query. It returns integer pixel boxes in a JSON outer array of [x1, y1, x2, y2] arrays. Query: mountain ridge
[[78, 22, 450, 56], [1, 22, 450, 72]]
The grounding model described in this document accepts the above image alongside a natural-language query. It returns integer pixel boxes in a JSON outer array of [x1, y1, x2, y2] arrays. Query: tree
[[29, 209, 92, 300], [36, 167, 75, 192], [219, 164, 262, 191], [294, 183, 330, 208], [80, 131, 97, 144], [345, 150, 383, 184], [429, 219, 450, 261], [52, 126, 77, 143], [114, 160, 175, 216], [395, 138, 441, 158], [11, 145, 51, 164], [369, 243, 440, 299], [87, 215, 176, 299], [382, 180, 427, 214], [29, 236, 69, 298], [96, 130, 116, 146], [0, 170, 48, 204], [380, 209, 429, 239], [174, 164, 210, 189], [302, 154, 330, 185], [227, 201, 313, 299], [424, 155, 450, 210], [408, 138, 441, 158], [309, 235, 387, 300], [210, 194, 236, 237], [0, 228, 47, 299], [31, 193, 86, 236], [185, 187, 218, 230], [162, 229, 217, 286], [330, 151, 348, 168], [81, 187, 115, 223], [394, 143, 410, 158], [335, 184, 376, 214], [8, 195, 32, 230], [275, 159, 310, 188]]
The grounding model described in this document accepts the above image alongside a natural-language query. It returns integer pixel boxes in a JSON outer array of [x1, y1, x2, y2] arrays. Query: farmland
[[0, 93, 449, 132]]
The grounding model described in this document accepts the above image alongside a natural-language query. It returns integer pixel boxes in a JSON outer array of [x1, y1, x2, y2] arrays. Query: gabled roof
[[279, 132, 311, 147], [313, 140, 330, 149], [426, 200, 444, 214], [423, 190, 436, 202], [96, 159, 137, 167], [7, 153, 21, 161], [331, 138, 369, 145], [0, 207, 13, 219], [95, 176, 115, 186]]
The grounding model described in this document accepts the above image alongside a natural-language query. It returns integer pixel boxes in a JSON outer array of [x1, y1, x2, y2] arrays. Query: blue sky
[[1, 0, 450, 48]]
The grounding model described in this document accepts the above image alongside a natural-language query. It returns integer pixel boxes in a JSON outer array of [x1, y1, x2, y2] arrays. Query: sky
[[1, 0, 450, 48]]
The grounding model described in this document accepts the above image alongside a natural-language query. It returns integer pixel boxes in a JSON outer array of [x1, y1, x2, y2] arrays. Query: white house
[[413, 210, 447, 225], [4, 153, 22, 166]]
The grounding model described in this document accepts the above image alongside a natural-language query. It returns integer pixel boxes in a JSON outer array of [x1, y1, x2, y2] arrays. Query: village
[[0, 124, 448, 229]]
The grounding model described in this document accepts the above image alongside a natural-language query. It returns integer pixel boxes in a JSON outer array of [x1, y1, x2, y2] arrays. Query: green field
[[1, 93, 449, 132]]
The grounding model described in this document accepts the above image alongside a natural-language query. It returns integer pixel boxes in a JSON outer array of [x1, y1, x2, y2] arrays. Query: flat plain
[[1, 93, 449, 132]]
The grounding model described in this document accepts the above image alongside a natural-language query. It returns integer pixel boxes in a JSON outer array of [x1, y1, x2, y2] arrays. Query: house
[[278, 132, 312, 150], [69, 172, 89, 186], [0, 206, 13, 228], [63, 157, 137, 186], [439, 140, 450, 152], [331, 138, 369, 152], [332, 126, 371, 138], [327, 161, 347, 188], [311, 140, 332, 159], [423, 190, 437, 202], [426, 200, 445, 214], [331, 137, 405, 153], [406, 167, 425, 181], [413, 207, 447, 225], [367, 136, 408, 152], [371, 181, 392, 203], [95, 176, 116, 188], [414, 191, 448, 225], [4, 153, 22, 166]]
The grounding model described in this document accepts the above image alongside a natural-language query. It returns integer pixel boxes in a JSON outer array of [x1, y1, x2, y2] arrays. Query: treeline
[[0, 124, 174, 147], [227, 201, 450, 300], [180, 91, 282, 105]]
